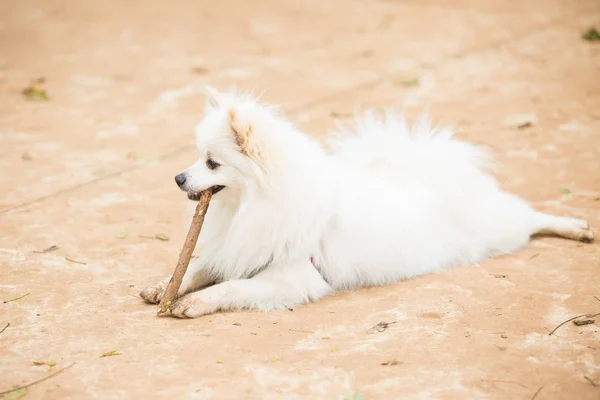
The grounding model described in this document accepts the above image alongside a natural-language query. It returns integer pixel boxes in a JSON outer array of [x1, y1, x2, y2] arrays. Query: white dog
[[140, 87, 594, 318]]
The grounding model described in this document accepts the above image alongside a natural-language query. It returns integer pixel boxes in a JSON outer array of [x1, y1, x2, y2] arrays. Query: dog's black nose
[[174, 173, 187, 187]]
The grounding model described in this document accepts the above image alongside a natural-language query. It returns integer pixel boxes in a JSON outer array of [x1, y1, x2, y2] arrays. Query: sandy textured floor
[[1, 0, 599, 399]]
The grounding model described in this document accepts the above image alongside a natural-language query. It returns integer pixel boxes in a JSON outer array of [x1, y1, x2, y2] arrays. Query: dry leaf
[[22, 87, 49, 101], [100, 350, 121, 358], [1, 388, 28, 400], [573, 319, 595, 326], [116, 232, 128, 239], [155, 233, 170, 241], [22, 79, 50, 101], [32, 361, 56, 371], [582, 28, 600, 42], [505, 113, 536, 129], [34, 245, 59, 254], [395, 77, 420, 87]]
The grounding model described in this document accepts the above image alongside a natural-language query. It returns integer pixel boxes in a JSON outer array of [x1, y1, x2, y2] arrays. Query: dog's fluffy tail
[[327, 109, 497, 188]]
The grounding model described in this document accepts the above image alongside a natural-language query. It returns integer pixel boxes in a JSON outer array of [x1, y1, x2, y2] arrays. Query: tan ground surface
[[1, 0, 600, 399]]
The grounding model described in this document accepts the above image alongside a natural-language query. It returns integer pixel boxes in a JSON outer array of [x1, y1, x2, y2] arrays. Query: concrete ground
[[1, 0, 599, 399]]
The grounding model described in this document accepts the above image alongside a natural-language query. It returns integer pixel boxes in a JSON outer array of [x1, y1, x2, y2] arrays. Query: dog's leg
[[139, 258, 214, 304], [532, 212, 594, 242], [169, 259, 332, 318]]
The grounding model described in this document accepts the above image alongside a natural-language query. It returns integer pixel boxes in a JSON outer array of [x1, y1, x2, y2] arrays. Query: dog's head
[[175, 87, 277, 201]]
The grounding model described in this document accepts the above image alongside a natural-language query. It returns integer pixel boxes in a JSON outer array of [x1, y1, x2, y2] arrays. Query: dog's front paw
[[169, 292, 220, 318], [169, 284, 230, 318], [139, 280, 168, 304]]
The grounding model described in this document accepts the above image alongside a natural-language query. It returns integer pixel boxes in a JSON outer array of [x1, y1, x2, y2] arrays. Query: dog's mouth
[[187, 185, 225, 201]]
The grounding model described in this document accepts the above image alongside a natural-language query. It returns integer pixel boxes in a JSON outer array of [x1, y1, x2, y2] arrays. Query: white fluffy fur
[[140, 88, 594, 318]]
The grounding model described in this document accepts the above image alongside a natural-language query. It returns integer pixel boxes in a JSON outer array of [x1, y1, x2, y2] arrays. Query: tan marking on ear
[[228, 109, 268, 171], [229, 109, 254, 157]]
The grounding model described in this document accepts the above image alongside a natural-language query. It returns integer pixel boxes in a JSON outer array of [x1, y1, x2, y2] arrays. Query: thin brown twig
[[3, 292, 30, 304], [288, 329, 315, 334], [531, 386, 544, 400], [0, 363, 75, 395], [594, 296, 600, 304], [0, 322, 9, 334], [548, 313, 600, 336], [584, 376, 597, 387], [65, 257, 86, 265]]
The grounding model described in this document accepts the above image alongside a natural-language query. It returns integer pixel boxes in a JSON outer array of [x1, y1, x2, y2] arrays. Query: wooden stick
[[157, 189, 213, 315]]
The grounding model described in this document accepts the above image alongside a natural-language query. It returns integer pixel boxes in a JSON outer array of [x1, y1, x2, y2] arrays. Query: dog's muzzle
[[187, 185, 225, 200]]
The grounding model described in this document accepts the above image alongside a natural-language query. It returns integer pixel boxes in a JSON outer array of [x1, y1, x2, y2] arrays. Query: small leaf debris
[[492, 273, 507, 278], [0, 387, 28, 399], [139, 234, 169, 241], [100, 350, 121, 358], [116, 232, 128, 239], [366, 320, 397, 334], [22, 77, 50, 101], [395, 77, 420, 87], [330, 111, 352, 118], [155, 233, 169, 241], [32, 361, 56, 371], [33, 245, 59, 254], [3, 293, 30, 304], [573, 319, 595, 326], [21, 152, 33, 161], [380, 360, 401, 366], [560, 187, 571, 195], [582, 28, 600, 42], [505, 113, 536, 129]]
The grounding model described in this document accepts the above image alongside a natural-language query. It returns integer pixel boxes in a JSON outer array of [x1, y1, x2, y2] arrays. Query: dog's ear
[[203, 86, 221, 108], [229, 109, 254, 157]]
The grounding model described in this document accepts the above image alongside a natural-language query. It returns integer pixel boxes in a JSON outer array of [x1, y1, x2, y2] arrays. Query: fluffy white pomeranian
[[141, 87, 594, 318]]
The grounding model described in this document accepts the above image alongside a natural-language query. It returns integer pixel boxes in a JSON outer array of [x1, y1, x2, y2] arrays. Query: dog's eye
[[206, 158, 220, 170]]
